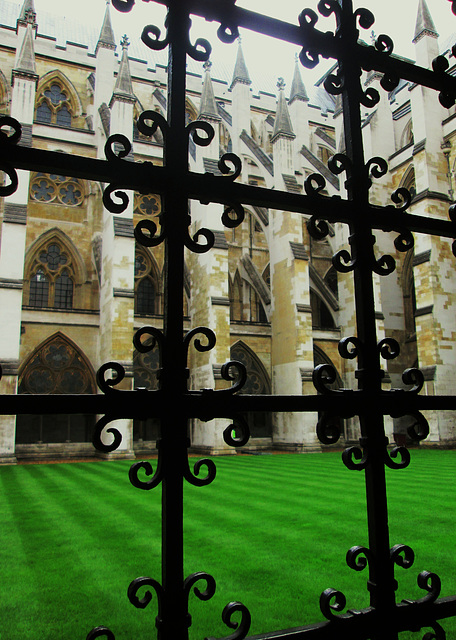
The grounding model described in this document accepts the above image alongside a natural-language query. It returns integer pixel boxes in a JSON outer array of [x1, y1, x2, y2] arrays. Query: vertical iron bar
[[338, 1, 397, 636], [160, 3, 190, 638]]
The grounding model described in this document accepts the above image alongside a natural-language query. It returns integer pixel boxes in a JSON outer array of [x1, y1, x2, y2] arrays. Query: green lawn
[[0, 450, 455, 639]]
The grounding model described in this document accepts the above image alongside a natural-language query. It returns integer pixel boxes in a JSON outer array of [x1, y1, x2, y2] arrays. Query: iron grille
[[1, 0, 456, 638]]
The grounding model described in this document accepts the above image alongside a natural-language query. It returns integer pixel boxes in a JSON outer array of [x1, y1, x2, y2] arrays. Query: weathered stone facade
[[0, 0, 455, 462]]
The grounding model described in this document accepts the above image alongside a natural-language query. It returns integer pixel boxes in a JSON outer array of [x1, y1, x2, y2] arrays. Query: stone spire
[[198, 61, 221, 121], [17, 0, 36, 29], [230, 38, 251, 90], [413, 0, 438, 43], [271, 78, 295, 143], [111, 35, 135, 103], [289, 56, 308, 104], [14, 21, 37, 77], [97, 1, 116, 53]]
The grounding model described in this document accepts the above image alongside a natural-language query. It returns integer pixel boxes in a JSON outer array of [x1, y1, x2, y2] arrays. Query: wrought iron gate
[[1, 0, 456, 638]]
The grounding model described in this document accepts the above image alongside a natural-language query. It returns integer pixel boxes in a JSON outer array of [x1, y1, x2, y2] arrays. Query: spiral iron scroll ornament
[[0, 116, 20, 196]]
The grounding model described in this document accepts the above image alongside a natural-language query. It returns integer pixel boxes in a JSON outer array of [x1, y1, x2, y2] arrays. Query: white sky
[[31, 0, 456, 90]]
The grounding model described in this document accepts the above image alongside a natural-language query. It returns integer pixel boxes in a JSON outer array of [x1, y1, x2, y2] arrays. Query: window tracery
[[16, 334, 96, 445], [135, 250, 161, 315], [28, 241, 75, 309], [36, 82, 74, 127], [134, 192, 161, 216], [30, 172, 84, 206]]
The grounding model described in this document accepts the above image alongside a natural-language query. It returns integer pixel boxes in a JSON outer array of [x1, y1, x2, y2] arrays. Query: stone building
[[0, 0, 455, 462]]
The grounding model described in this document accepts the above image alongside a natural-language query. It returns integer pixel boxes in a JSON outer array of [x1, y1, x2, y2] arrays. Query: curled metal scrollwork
[[304, 173, 327, 197], [378, 338, 400, 361], [432, 56, 456, 109], [422, 622, 446, 640], [406, 411, 430, 442], [129, 458, 164, 490], [346, 546, 372, 572], [128, 576, 164, 610], [223, 415, 250, 448], [381, 71, 400, 92], [353, 8, 375, 30], [317, 0, 342, 23], [103, 135, 133, 213], [312, 364, 338, 394], [86, 627, 116, 640], [328, 153, 352, 181], [185, 227, 215, 254], [375, 34, 394, 56], [416, 570, 442, 605], [141, 23, 169, 51], [0, 115, 22, 144], [360, 87, 380, 109], [317, 413, 342, 446], [332, 249, 356, 273], [372, 252, 396, 276], [339, 336, 363, 360], [219, 360, 247, 395], [342, 446, 369, 470], [307, 216, 330, 241], [188, 35, 212, 62], [390, 544, 415, 569], [112, 0, 134, 12], [207, 601, 251, 640], [96, 362, 125, 393], [184, 571, 216, 602], [133, 326, 164, 355], [298, 10, 320, 69], [324, 71, 344, 97], [402, 368, 424, 394], [137, 110, 169, 139], [222, 203, 245, 229], [216, 0, 239, 44], [187, 120, 215, 148], [134, 219, 166, 248], [218, 153, 242, 181], [394, 228, 414, 253], [391, 187, 412, 212], [366, 157, 388, 181], [184, 327, 216, 361], [385, 446, 410, 470], [184, 458, 217, 487], [319, 588, 349, 621], [0, 117, 21, 196], [92, 416, 123, 454]]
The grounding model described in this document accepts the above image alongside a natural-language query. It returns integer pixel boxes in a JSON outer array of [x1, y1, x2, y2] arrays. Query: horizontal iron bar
[[3, 144, 456, 241], [147, 0, 456, 96], [0, 391, 454, 416], [245, 595, 456, 639]]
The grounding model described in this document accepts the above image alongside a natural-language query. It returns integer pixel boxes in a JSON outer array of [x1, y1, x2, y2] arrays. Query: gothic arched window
[[230, 342, 272, 438], [135, 250, 161, 316], [28, 241, 74, 309], [133, 337, 160, 445], [36, 81, 74, 127], [16, 333, 96, 446], [310, 290, 336, 329]]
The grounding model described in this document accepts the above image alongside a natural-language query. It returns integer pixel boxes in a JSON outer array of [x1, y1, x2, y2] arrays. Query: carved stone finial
[[203, 60, 212, 73], [120, 34, 129, 49], [277, 77, 286, 91]]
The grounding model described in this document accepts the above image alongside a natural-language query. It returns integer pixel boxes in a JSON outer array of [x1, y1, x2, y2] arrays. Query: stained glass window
[[36, 103, 52, 124], [136, 278, 156, 315], [35, 81, 73, 127], [135, 250, 161, 316], [30, 173, 84, 206], [54, 270, 73, 309]]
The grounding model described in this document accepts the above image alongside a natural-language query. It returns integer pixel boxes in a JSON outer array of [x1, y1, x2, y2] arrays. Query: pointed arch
[[400, 164, 416, 199], [133, 334, 160, 446], [16, 332, 96, 448], [24, 229, 87, 309], [25, 228, 87, 285], [310, 289, 337, 329], [313, 345, 342, 388], [400, 118, 414, 150], [230, 341, 272, 437], [35, 70, 83, 126], [230, 270, 243, 321]]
